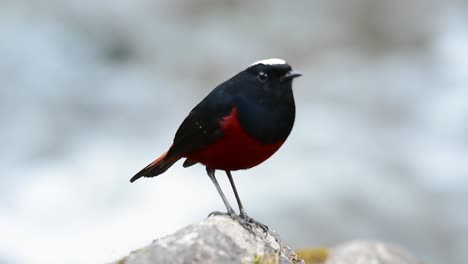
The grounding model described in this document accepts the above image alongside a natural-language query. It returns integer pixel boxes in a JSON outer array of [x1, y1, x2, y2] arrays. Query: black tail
[[130, 151, 179, 183]]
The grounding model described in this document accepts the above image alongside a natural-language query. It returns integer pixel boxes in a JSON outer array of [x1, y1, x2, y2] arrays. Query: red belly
[[185, 108, 284, 170]]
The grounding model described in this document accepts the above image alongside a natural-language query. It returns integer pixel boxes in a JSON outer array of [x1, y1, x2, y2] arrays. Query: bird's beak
[[280, 70, 302, 82]]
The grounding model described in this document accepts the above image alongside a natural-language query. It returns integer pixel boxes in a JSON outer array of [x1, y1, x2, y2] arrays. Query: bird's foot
[[208, 210, 265, 236], [240, 214, 269, 234], [208, 209, 236, 218], [208, 210, 268, 236], [234, 216, 266, 236], [231, 211, 269, 236]]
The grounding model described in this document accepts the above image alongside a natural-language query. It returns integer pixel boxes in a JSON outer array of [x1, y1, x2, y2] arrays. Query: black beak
[[280, 70, 302, 82]]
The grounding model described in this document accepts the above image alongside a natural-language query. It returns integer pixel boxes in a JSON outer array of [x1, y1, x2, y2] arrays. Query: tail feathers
[[130, 151, 179, 183]]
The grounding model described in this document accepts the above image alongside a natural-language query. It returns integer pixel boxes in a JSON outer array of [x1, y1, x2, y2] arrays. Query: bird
[[130, 58, 301, 231]]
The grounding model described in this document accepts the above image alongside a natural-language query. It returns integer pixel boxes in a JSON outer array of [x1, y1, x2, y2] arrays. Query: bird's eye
[[258, 72, 268, 82]]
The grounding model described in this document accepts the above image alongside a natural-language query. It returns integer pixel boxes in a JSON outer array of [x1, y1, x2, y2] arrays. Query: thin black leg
[[225, 170, 269, 233], [207, 167, 235, 216], [225, 170, 248, 218]]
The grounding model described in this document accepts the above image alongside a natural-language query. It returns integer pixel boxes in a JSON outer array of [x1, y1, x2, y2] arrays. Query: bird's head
[[248, 58, 301, 82], [238, 59, 302, 99]]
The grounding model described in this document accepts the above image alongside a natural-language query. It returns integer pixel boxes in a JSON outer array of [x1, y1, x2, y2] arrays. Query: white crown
[[250, 58, 287, 67]]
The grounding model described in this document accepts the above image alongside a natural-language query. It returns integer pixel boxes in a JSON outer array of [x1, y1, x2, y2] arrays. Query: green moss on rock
[[295, 248, 328, 264]]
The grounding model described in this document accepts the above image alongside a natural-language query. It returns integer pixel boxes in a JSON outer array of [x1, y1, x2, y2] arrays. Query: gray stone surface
[[326, 241, 421, 264], [113, 215, 303, 264], [113, 217, 422, 264]]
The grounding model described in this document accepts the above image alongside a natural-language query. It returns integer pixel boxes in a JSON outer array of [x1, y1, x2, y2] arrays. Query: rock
[[297, 241, 420, 264], [325, 241, 421, 264], [113, 217, 421, 264], [113, 215, 303, 264]]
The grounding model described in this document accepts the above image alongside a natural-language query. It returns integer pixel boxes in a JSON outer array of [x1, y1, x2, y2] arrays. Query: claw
[[207, 211, 266, 236], [249, 218, 269, 233], [236, 218, 257, 235], [208, 210, 235, 217], [239, 212, 269, 235]]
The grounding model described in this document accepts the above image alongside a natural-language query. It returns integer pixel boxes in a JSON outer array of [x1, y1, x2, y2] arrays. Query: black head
[[247, 58, 301, 85], [234, 58, 300, 143]]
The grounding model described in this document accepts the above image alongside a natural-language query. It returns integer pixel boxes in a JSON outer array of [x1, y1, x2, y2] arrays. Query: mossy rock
[[295, 248, 328, 264]]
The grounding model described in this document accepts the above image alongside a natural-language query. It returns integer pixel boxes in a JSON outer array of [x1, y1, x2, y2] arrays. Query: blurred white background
[[1, 1, 467, 263]]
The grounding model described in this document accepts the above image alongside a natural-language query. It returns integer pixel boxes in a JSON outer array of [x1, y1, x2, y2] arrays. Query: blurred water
[[0, 1, 467, 264]]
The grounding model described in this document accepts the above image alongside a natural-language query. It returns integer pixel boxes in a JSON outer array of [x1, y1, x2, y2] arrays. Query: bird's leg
[[225, 170, 269, 233], [206, 168, 236, 216], [225, 170, 247, 217]]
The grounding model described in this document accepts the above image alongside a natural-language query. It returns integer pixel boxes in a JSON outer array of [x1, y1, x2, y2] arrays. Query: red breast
[[184, 108, 284, 170]]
